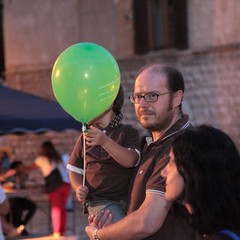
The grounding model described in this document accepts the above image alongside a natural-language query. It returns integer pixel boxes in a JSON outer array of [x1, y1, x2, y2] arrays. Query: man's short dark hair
[[136, 63, 185, 93]]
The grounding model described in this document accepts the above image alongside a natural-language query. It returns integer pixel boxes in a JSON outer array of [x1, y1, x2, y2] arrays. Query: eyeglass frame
[[129, 91, 173, 104]]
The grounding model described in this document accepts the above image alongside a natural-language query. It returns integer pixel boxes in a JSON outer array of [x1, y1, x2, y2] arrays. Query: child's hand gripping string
[[85, 125, 108, 147], [76, 185, 89, 203]]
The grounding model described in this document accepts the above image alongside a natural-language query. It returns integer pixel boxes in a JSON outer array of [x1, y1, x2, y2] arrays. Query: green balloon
[[51, 42, 120, 123]]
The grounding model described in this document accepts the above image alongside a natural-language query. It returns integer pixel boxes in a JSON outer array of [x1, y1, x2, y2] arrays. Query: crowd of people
[[1, 63, 240, 240], [0, 141, 71, 238]]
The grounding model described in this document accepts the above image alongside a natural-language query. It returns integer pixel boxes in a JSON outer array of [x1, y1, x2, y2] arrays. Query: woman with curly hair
[[162, 125, 240, 240]]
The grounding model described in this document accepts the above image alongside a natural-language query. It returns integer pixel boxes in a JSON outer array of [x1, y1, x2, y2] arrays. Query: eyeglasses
[[129, 91, 172, 104]]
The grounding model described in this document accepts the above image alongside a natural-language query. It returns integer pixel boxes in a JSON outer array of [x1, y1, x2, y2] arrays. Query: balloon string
[[82, 123, 87, 186]]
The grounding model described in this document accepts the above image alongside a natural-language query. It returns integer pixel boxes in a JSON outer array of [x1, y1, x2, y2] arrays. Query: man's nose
[[139, 97, 149, 107]]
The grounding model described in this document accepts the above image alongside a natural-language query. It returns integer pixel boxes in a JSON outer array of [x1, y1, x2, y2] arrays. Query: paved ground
[[5, 199, 89, 240]]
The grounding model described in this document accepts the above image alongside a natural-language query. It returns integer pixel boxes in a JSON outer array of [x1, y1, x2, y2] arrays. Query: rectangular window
[[134, 0, 188, 54]]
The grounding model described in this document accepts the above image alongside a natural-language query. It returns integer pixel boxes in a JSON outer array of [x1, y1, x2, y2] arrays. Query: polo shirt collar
[[147, 114, 190, 145]]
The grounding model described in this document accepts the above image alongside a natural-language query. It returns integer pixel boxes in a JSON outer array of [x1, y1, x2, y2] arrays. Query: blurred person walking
[[25, 141, 71, 237]]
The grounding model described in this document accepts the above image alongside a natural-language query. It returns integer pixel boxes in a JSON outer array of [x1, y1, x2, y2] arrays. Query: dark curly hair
[[171, 125, 240, 235]]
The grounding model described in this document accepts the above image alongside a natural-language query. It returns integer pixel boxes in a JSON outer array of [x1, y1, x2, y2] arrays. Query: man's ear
[[173, 90, 183, 107]]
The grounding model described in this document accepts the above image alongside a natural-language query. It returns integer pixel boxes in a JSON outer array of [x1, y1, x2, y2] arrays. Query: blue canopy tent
[[0, 85, 82, 134]]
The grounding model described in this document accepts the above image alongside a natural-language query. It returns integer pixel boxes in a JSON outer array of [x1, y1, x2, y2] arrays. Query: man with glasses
[[86, 64, 196, 240]]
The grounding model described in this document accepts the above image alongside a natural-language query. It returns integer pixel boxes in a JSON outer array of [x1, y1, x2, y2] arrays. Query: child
[[67, 85, 140, 222]]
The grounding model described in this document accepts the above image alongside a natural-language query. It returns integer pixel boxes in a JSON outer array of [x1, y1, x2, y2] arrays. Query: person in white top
[[24, 141, 71, 237]]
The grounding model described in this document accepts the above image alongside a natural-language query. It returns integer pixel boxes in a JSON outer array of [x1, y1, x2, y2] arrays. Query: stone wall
[[188, 0, 240, 48], [3, 0, 134, 73], [2, 0, 240, 164], [118, 44, 240, 148], [2, 44, 240, 165]]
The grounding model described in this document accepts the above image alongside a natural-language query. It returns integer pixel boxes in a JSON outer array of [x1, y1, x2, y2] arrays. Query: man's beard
[[145, 98, 174, 132], [149, 110, 174, 132]]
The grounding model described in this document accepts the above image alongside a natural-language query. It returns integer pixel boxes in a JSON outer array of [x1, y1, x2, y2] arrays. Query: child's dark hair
[[112, 85, 124, 114]]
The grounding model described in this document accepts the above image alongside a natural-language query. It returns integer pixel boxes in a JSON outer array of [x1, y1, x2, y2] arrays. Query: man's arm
[[0, 169, 16, 182], [86, 192, 172, 240]]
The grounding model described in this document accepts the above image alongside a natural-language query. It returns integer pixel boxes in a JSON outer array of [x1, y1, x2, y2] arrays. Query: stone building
[[1, 0, 240, 164]]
